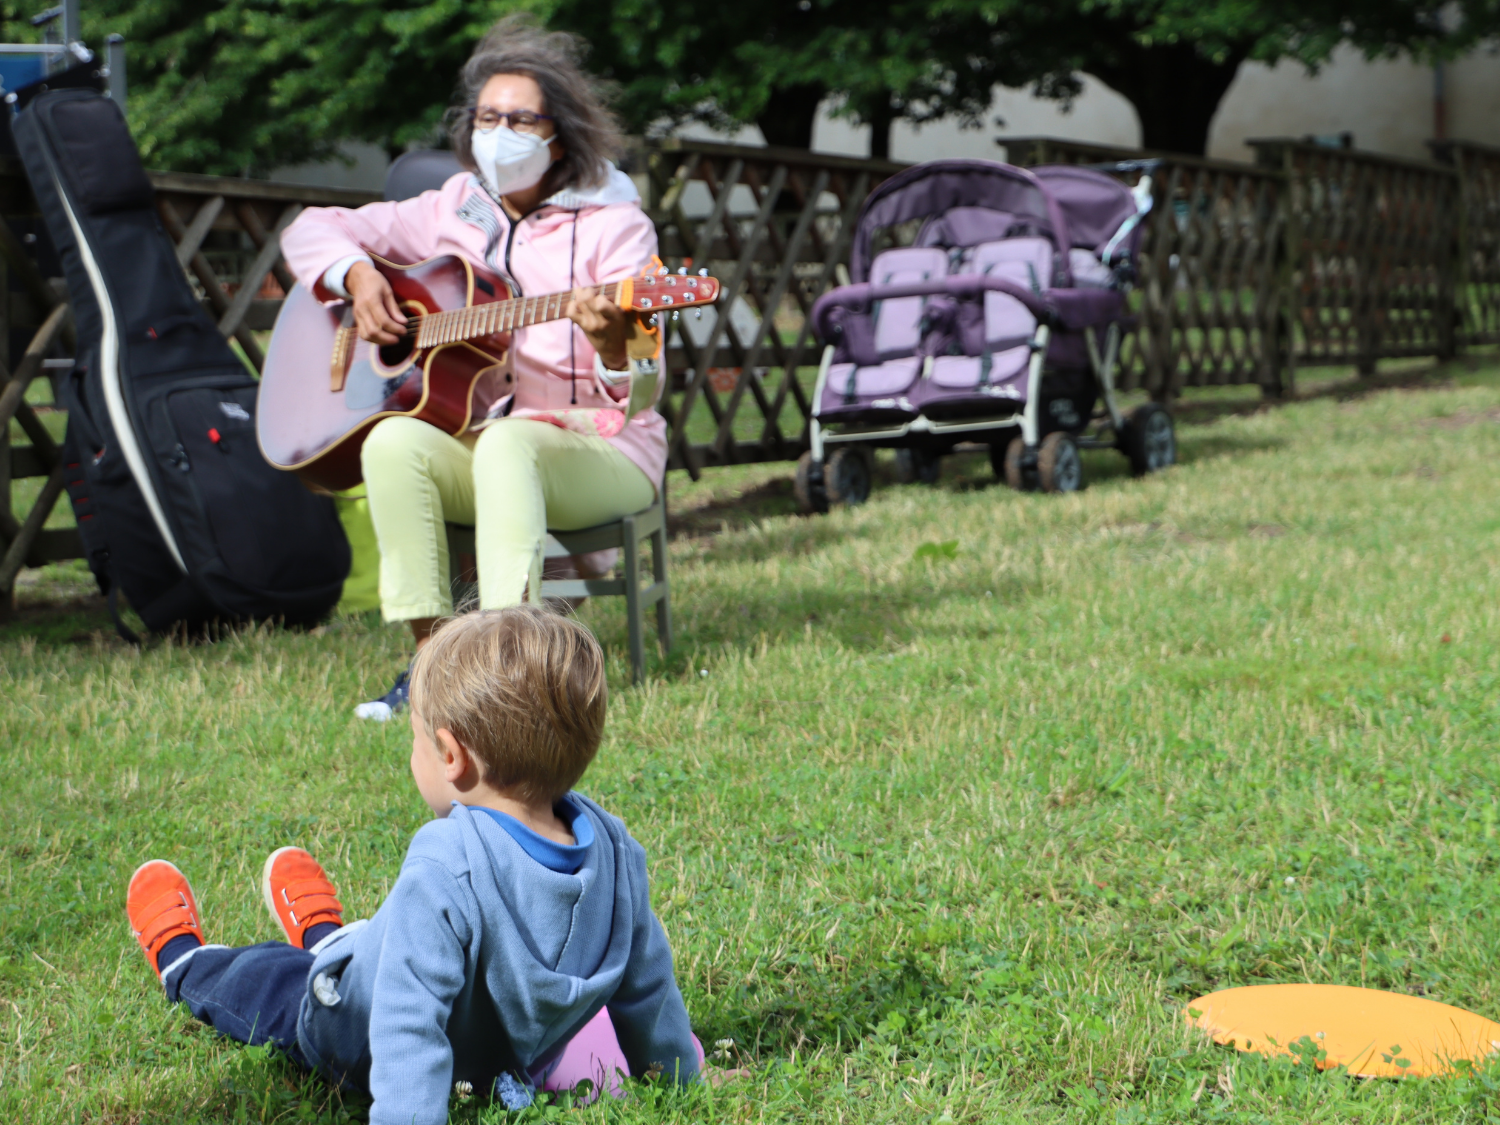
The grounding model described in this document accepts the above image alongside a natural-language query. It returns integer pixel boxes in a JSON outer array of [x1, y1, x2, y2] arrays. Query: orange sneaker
[[261, 847, 344, 949], [126, 860, 202, 974]]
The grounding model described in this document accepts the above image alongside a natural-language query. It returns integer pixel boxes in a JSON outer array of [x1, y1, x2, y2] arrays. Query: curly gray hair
[[448, 15, 621, 196]]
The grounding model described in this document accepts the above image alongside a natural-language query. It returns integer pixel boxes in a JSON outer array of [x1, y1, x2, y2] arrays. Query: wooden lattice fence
[[1434, 140, 1500, 347], [1250, 140, 1459, 372], [1005, 137, 1288, 397], [5, 134, 1500, 610], [643, 140, 906, 475]]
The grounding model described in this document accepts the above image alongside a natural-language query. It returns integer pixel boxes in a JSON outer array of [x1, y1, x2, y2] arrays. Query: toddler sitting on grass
[[124, 605, 705, 1122]]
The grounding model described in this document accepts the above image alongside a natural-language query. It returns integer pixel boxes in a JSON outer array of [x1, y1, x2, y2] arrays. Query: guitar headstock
[[624, 267, 721, 311]]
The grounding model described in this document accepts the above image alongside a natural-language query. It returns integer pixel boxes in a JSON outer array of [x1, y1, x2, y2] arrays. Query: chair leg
[[621, 514, 645, 684], [651, 508, 671, 654]]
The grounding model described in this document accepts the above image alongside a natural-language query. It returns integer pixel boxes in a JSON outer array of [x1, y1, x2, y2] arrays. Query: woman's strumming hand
[[565, 286, 629, 372], [346, 261, 409, 345]]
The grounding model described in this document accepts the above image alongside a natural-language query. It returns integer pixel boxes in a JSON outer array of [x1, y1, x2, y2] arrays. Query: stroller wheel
[[1036, 432, 1083, 493], [826, 447, 873, 507], [894, 448, 941, 486], [1003, 437, 1032, 491], [1121, 403, 1176, 476], [794, 451, 830, 514]]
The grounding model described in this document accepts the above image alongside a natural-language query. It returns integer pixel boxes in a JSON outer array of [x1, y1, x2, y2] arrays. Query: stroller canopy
[[848, 159, 1071, 284], [1029, 165, 1143, 258]]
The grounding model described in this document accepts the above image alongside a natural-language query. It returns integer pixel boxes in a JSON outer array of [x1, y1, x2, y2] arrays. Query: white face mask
[[471, 126, 556, 197]]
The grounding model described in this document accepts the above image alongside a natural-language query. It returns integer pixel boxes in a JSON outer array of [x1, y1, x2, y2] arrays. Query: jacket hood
[[543, 165, 640, 210], [472, 164, 640, 214], [454, 801, 631, 985]]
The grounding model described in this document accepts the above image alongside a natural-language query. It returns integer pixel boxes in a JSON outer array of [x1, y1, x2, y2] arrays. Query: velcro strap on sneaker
[[139, 903, 197, 950], [140, 888, 191, 920], [289, 893, 344, 926], [282, 878, 338, 906]]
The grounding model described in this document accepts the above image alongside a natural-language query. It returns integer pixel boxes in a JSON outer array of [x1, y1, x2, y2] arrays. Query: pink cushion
[[826, 357, 922, 399]]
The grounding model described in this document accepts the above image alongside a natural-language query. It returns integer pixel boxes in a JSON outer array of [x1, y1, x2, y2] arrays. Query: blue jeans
[[162, 942, 313, 1068]]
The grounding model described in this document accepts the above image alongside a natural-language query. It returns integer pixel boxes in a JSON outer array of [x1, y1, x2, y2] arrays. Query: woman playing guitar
[[281, 17, 663, 719]]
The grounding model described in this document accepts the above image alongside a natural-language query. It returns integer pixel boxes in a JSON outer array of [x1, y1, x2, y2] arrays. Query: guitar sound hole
[[378, 334, 415, 369]]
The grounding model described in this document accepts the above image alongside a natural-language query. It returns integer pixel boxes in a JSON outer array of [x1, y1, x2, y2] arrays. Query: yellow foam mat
[[1186, 984, 1500, 1078]]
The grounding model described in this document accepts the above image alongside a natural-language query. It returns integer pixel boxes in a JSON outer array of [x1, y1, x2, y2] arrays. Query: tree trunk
[[1087, 39, 1248, 155], [867, 94, 895, 161], [756, 83, 826, 149]]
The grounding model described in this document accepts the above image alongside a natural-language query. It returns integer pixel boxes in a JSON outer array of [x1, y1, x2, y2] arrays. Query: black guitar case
[[12, 88, 349, 636]]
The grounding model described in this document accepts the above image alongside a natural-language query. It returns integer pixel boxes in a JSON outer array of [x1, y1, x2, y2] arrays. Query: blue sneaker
[[355, 666, 410, 722]]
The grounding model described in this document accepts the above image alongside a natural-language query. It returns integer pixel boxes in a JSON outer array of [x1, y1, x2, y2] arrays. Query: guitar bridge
[[330, 325, 354, 392]]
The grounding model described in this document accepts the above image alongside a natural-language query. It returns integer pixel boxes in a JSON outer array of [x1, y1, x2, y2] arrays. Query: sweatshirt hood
[[543, 165, 640, 210], [472, 164, 640, 214]]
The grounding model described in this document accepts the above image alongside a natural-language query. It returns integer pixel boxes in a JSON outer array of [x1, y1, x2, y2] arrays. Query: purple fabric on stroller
[[828, 357, 922, 398], [928, 351, 1029, 395], [869, 247, 948, 360], [916, 208, 1016, 253], [818, 358, 921, 422], [1030, 166, 1143, 260], [812, 248, 941, 423], [811, 158, 1145, 429], [849, 161, 1071, 286], [911, 237, 1050, 417]]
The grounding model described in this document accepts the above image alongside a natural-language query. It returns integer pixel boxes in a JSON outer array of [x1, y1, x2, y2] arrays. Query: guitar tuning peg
[[693, 309, 703, 319], [677, 266, 687, 275], [697, 268, 709, 277], [671, 311, 680, 321]]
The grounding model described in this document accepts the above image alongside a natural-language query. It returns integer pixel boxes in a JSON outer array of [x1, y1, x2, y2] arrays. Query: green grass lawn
[[7, 358, 1500, 1122]]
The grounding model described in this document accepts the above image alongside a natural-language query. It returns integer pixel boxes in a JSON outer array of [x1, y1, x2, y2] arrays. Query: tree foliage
[[964, 0, 1497, 154], [0, 0, 1492, 172], [554, 0, 1080, 155], [2, 0, 520, 174]]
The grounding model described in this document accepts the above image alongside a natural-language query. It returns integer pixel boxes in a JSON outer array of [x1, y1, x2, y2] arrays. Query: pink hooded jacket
[[279, 169, 666, 486]]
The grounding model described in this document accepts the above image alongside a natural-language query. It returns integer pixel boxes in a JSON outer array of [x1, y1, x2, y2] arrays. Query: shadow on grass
[[669, 475, 804, 538], [0, 595, 115, 646], [697, 949, 955, 1057], [1169, 358, 1476, 428], [1177, 431, 1287, 464], [668, 562, 1037, 661]]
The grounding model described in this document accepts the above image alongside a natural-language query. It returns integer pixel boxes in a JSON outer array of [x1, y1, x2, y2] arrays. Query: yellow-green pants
[[360, 417, 655, 622]]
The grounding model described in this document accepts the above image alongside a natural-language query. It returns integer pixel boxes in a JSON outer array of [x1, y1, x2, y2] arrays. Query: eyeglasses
[[467, 108, 554, 135]]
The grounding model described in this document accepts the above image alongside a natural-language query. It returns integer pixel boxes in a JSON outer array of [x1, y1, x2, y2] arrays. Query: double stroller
[[796, 158, 1175, 511]]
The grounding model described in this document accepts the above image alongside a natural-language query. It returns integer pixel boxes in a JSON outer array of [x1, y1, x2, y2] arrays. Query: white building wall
[[680, 42, 1500, 166], [1209, 44, 1500, 162], [272, 43, 1500, 189]]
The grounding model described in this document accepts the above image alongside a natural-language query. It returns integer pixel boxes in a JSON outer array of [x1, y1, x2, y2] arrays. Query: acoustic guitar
[[255, 254, 720, 491]]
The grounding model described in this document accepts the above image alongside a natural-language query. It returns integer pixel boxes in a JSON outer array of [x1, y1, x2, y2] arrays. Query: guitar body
[[257, 255, 512, 491]]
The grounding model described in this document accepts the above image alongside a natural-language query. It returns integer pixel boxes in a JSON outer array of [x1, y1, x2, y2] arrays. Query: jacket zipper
[[503, 215, 523, 296]]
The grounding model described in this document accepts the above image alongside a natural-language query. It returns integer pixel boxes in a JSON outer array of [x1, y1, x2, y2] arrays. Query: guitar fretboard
[[410, 281, 624, 348]]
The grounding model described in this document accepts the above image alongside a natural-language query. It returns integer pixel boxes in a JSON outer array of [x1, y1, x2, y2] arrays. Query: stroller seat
[[818, 247, 947, 421], [920, 237, 1052, 413]]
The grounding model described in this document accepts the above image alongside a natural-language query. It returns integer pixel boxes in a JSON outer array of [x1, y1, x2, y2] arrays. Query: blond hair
[[409, 605, 607, 802]]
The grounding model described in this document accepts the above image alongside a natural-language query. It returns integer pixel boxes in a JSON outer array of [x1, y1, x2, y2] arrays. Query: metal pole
[[106, 35, 126, 107], [62, 0, 81, 48]]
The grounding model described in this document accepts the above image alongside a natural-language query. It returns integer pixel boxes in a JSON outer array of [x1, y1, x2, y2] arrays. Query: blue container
[[0, 54, 53, 97]]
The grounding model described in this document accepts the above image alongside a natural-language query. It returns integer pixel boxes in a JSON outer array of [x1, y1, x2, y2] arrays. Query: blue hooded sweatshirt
[[293, 796, 698, 1125]]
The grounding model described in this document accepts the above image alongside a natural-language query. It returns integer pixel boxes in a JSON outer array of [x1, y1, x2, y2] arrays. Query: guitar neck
[[412, 281, 623, 348]]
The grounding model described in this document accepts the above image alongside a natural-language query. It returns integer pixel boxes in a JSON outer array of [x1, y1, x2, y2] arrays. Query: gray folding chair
[[446, 495, 671, 683]]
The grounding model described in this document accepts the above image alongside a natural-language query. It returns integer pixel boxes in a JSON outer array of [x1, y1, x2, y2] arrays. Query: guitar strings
[[395, 277, 706, 345], [402, 281, 624, 341]]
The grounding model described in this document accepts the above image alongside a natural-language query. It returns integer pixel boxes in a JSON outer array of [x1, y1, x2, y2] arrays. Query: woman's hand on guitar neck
[[565, 286, 629, 371], [346, 261, 409, 345]]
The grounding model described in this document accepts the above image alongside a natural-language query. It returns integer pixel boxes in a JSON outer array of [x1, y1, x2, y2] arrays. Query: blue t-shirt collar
[[469, 794, 594, 874]]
